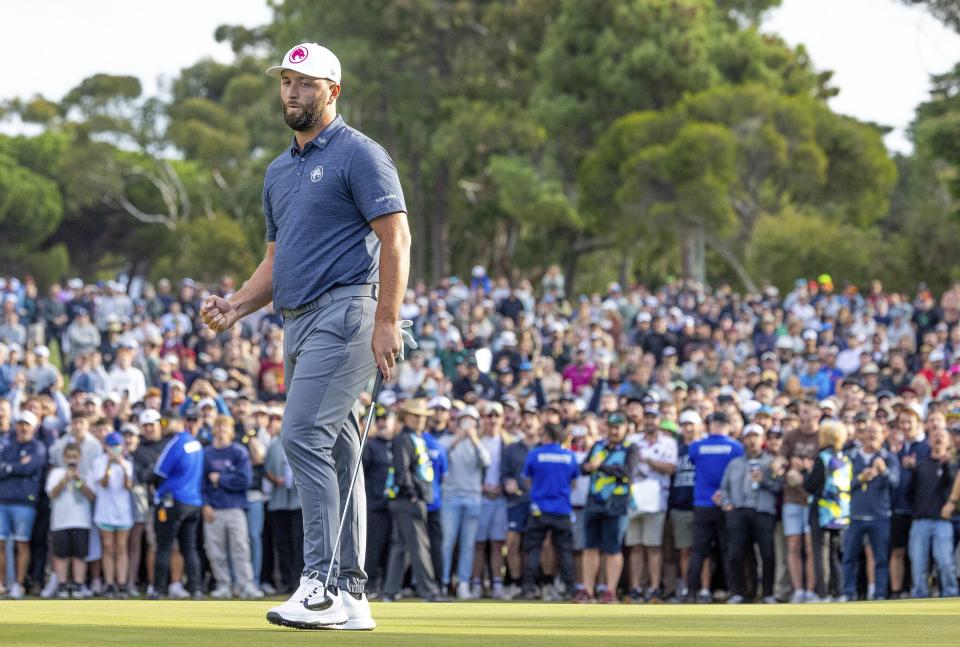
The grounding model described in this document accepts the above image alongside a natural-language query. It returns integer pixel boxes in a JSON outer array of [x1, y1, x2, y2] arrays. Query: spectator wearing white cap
[[439, 406, 491, 599], [0, 410, 47, 598], [472, 401, 511, 598], [130, 408, 164, 597], [717, 423, 782, 603], [625, 404, 677, 603], [107, 341, 146, 404]]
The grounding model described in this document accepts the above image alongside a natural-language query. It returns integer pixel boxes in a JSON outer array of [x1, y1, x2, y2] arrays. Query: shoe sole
[[324, 620, 376, 631], [266, 612, 347, 630]]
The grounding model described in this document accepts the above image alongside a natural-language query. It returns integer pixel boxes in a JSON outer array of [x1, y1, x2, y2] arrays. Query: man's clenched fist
[[201, 295, 238, 333]]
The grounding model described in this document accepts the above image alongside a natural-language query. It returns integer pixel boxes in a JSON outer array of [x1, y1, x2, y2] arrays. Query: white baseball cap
[[742, 423, 765, 437], [679, 410, 702, 426], [266, 43, 341, 84], [16, 410, 38, 427], [428, 396, 452, 411], [139, 409, 161, 425]]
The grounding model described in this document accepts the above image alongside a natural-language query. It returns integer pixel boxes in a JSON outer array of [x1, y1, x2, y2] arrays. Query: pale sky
[[1, 0, 958, 154]]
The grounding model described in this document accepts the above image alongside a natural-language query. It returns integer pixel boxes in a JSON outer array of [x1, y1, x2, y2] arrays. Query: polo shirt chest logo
[[310, 165, 324, 182]]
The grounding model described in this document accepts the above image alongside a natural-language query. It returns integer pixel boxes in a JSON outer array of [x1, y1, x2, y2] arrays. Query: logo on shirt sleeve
[[310, 165, 324, 182]]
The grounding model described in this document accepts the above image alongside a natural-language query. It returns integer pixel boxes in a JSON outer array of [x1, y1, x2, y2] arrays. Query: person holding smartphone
[[46, 443, 96, 598], [91, 432, 134, 598]]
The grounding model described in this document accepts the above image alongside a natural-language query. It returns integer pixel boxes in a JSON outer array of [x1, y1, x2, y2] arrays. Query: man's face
[[280, 71, 337, 131], [607, 422, 627, 443], [765, 433, 782, 454], [405, 413, 428, 433], [743, 433, 763, 453], [484, 409, 502, 432], [862, 423, 883, 452], [213, 421, 234, 446], [141, 422, 160, 441], [643, 412, 659, 434], [431, 408, 450, 428], [680, 421, 699, 443], [72, 418, 89, 440], [15, 421, 34, 442], [898, 413, 919, 440], [0, 400, 10, 428]]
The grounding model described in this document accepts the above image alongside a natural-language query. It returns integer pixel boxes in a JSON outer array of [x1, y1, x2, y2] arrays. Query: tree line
[[1, 0, 958, 295]]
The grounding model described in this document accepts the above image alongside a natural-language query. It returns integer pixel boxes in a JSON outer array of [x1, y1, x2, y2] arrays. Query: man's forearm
[[229, 253, 274, 319], [374, 215, 411, 323]]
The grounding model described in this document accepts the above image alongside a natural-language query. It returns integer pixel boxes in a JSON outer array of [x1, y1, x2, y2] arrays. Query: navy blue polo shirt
[[523, 443, 579, 516], [263, 115, 407, 310]]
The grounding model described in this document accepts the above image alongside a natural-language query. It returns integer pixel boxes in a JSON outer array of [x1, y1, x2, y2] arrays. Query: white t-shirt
[[46, 467, 92, 531], [107, 365, 147, 404], [628, 431, 679, 512], [481, 434, 504, 489], [91, 453, 134, 527], [569, 448, 591, 508]]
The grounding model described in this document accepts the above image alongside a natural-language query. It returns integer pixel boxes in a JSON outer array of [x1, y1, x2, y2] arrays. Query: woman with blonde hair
[[803, 420, 852, 600]]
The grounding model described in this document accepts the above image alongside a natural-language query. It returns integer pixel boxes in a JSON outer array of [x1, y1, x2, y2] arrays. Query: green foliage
[[150, 214, 259, 283], [0, 0, 951, 295], [0, 152, 63, 248], [747, 207, 891, 292]]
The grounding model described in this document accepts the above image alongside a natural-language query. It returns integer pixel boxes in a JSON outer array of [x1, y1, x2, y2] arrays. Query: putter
[[307, 321, 417, 610]]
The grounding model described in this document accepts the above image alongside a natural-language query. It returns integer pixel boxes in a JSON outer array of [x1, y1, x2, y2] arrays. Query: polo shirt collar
[[289, 114, 346, 156]]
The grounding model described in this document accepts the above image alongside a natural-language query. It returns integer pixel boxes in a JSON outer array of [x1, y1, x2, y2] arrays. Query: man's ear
[[329, 83, 341, 103]]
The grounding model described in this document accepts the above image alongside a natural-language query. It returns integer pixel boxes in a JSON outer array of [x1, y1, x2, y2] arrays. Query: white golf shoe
[[266, 576, 348, 629], [329, 591, 376, 631]]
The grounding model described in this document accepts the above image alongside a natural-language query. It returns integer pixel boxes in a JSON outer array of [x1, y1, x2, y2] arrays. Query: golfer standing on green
[[200, 42, 410, 631]]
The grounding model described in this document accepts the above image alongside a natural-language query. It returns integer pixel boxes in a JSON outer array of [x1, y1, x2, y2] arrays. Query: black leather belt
[[280, 283, 378, 319]]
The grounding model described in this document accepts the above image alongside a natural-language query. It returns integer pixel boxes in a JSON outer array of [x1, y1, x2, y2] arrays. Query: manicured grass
[[1, 598, 959, 646]]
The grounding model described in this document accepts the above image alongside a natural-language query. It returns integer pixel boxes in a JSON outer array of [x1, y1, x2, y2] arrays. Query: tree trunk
[[408, 155, 427, 284], [619, 251, 633, 288], [680, 225, 706, 284], [705, 235, 757, 292], [430, 165, 450, 283]]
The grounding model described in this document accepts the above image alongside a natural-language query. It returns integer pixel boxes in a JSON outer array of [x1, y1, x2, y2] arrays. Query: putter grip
[[371, 369, 385, 404]]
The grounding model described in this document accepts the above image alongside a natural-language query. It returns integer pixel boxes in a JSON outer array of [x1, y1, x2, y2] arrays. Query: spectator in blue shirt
[[685, 411, 743, 602], [152, 416, 204, 599], [521, 423, 578, 599], [842, 420, 899, 601], [202, 415, 259, 599], [0, 410, 46, 599], [423, 415, 448, 593], [799, 355, 832, 401]]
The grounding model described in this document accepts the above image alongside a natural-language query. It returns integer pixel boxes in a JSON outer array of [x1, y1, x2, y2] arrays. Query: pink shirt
[[562, 362, 596, 394]]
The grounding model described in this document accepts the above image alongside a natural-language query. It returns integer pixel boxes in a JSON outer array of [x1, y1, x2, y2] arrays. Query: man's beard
[[282, 96, 324, 131]]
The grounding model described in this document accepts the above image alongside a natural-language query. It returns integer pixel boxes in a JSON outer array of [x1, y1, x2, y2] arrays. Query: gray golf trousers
[[280, 285, 377, 594]]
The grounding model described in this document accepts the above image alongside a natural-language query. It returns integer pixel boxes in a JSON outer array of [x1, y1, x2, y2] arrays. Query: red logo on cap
[[289, 46, 308, 64]]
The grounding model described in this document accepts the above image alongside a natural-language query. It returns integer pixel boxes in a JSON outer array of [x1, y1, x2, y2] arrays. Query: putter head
[[303, 588, 336, 611]]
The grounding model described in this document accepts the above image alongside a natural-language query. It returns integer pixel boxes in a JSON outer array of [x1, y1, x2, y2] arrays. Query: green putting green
[[1, 599, 959, 646]]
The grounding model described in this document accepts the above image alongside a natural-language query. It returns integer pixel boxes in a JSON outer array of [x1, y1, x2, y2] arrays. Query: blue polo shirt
[[154, 431, 204, 506], [688, 434, 744, 508], [523, 443, 579, 516], [263, 115, 407, 310], [424, 431, 448, 513]]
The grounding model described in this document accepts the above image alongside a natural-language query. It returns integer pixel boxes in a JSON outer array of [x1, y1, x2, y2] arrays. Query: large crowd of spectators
[[1, 268, 959, 604]]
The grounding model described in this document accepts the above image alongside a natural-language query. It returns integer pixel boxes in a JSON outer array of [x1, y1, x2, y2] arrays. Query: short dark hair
[[545, 423, 567, 444], [64, 442, 81, 455]]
